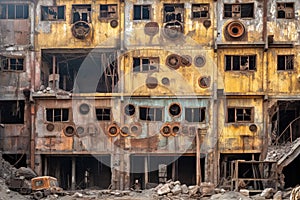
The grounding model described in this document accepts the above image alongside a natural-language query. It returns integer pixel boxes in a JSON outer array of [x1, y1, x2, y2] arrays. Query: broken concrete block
[[273, 191, 282, 200], [181, 184, 189, 194], [260, 188, 274, 198], [239, 189, 250, 197], [174, 180, 180, 185], [189, 185, 199, 196], [155, 183, 164, 191], [200, 182, 215, 196], [171, 184, 182, 195], [72, 192, 83, 197], [157, 184, 171, 195]]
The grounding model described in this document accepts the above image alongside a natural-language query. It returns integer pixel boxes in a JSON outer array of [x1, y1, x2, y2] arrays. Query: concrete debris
[[260, 188, 274, 198], [265, 138, 300, 161], [171, 184, 182, 195], [239, 189, 250, 197], [188, 185, 199, 196], [157, 183, 171, 195], [181, 184, 189, 194], [200, 182, 215, 196], [273, 190, 282, 200], [290, 185, 300, 200], [210, 191, 252, 200]]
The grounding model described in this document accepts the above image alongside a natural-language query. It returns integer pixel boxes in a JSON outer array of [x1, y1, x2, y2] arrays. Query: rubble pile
[[265, 138, 300, 161]]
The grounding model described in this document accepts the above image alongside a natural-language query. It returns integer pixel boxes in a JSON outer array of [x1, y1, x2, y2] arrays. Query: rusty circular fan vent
[[110, 20, 118, 28], [226, 21, 245, 38], [108, 124, 120, 137], [249, 124, 258, 132], [76, 126, 84, 135], [160, 124, 172, 137], [64, 125, 75, 137], [163, 22, 183, 40], [169, 103, 181, 117], [194, 55, 206, 67], [198, 76, 211, 88], [46, 123, 55, 132], [180, 55, 192, 67], [146, 77, 158, 89], [172, 123, 181, 136], [161, 77, 170, 86], [71, 21, 91, 40], [130, 123, 142, 135], [79, 103, 90, 115], [144, 22, 159, 36], [120, 125, 129, 137], [125, 104, 136, 116], [166, 54, 181, 69], [203, 20, 211, 29]]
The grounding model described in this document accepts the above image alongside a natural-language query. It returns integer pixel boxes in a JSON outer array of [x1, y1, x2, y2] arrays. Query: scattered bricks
[[174, 181, 180, 185], [239, 189, 250, 197], [260, 188, 274, 199], [171, 184, 182, 195], [181, 184, 189, 194], [200, 182, 215, 196], [157, 184, 171, 195], [188, 185, 199, 196], [155, 183, 164, 192], [273, 191, 282, 200]]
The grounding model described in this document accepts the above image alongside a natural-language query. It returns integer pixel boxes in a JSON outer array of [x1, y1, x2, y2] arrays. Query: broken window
[[164, 4, 184, 23], [133, 57, 159, 72], [277, 55, 294, 70], [100, 4, 117, 19], [46, 108, 69, 122], [133, 5, 150, 20], [0, 56, 24, 71], [185, 107, 205, 122], [72, 4, 91, 23], [41, 6, 65, 21], [95, 108, 111, 121], [227, 107, 253, 123], [225, 55, 256, 71], [192, 4, 209, 19], [224, 3, 254, 18], [139, 107, 163, 121], [0, 101, 24, 124], [277, 3, 294, 19], [0, 4, 28, 19]]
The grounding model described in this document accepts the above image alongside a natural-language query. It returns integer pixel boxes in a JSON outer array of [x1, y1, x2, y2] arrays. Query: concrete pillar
[[44, 156, 47, 175], [71, 157, 76, 190], [144, 156, 148, 188]]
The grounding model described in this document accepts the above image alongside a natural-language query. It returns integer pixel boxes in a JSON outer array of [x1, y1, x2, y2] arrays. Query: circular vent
[[125, 104, 136, 116], [169, 103, 181, 117], [194, 55, 206, 67], [120, 125, 129, 137], [130, 123, 142, 135], [161, 77, 170, 86], [166, 54, 181, 69], [64, 125, 75, 137], [46, 123, 55, 132], [108, 124, 120, 137], [79, 103, 90, 115], [180, 55, 192, 67], [146, 77, 158, 89], [71, 21, 91, 39], [226, 21, 245, 38], [172, 123, 181, 135], [144, 22, 159, 36], [163, 22, 183, 40], [160, 123, 172, 137], [76, 126, 84, 135], [203, 20, 211, 29], [198, 76, 211, 88], [110, 20, 118, 28], [249, 124, 258, 132]]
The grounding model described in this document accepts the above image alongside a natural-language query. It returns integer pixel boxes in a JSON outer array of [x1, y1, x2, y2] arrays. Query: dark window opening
[[192, 4, 209, 19], [225, 55, 256, 71], [125, 104, 135, 116], [1, 56, 24, 71], [164, 4, 184, 23], [277, 3, 294, 19], [227, 107, 253, 123], [224, 3, 254, 18], [133, 5, 150, 20], [0, 101, 24, 124], [0, 4, 28, 19], [277, 55, 294, 70], [96, 108, 111, 121], [133, 57, 158, 72], [139, 107, 163, 121], [169, 103, 181, 116], [100, 4, 117, 19], [46, 108, 69, 122], [185, 107, 205, 122], [72, 4, 91, 23], [41, 6, 65, 21]]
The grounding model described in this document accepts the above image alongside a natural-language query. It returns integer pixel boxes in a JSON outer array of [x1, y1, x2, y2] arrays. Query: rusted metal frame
[[274, 116, 300, 145]]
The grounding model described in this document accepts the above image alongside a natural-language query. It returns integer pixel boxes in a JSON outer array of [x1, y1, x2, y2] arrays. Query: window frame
[[0, 100, 25, 124], [225, 55, 257, 71], [41, 5, 66, 21], [163, 4, 184, 23], [45, 108, 69, 123], [99, 4, 118, 19], [0, 56, 25, 72], [277, 55, 294, 71], [0, 4, 29, 20], [191, 4, 209, 20], [133, 57, 159, 72], [72, 4, 92, 24], [95, 107, 111, 121], [226, 107, 254, 123], [139, 106, 163, 122], [133, 5, 151, 20], [184, 107, 206, 123], [277, 2, 294, 19], [223, 3, 254, 19]]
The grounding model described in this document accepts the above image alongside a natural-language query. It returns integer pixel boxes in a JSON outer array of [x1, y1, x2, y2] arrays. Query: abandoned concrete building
[[1, 0, 300, 192]]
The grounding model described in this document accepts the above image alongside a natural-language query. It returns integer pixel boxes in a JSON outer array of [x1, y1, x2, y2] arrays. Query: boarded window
[[72, 4, 91, 23], [0, 101, 24, 124], [139, 107, 163, 121], [277, 55, 294, 70], [0, 56, 24, 71], [277, 3, 294, 19], [227, 107, 253, 123], [100, 4, 117, 19], [192, 4, 209, 19], [41, 6, 65, 21], [225, 55, 256, 71], [0, 4, 28, 19], [95, 108, 111, 121], [224, 3, 254, 18], [46, 108, 69, 122], [133, 57, 159, 72], [164, 4, 184, 23], [133, 5, 150, 20], [185, 107, 206, 122]]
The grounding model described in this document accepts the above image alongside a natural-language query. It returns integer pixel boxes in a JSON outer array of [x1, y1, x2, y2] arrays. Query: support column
[[44, 156, 48, 175], [71, 157, 76, 190], [172, 161, 176, 181], [144, 156, 148, 188], [196, 130, 201, 185]]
